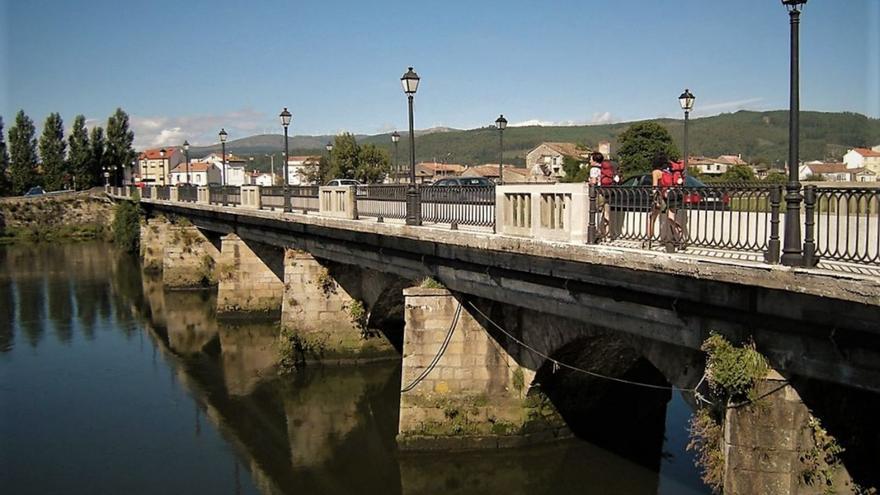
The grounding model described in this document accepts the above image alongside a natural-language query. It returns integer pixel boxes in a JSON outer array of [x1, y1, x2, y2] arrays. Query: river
[[0, 242, 709, 494]]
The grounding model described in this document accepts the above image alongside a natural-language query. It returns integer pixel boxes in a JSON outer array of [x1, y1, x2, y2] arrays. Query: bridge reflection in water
[[138, 269, 708, 494]]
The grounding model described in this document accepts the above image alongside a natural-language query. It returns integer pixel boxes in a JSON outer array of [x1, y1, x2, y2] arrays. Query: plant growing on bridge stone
[[315, 267, 336, 296], [112, 200, 142, 253], [346, 300, 370, 338], [687, 333, 770, 493], [418, 277, 445, 289], [800, 415, 846, 495]]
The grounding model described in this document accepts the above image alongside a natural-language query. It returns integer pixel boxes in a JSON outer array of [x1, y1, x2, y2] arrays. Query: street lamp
[[401, 66, 421, 225], [495, 115, 507, 185], [678, 89, 695, 170], [280, 108, 292, 212], [159, 148, 166, 186], [103, 165, 110, 186], [325, 141, 333, 154], [391, 131, 400, 183], [219, 128, 228, 186], [781, 0, 807, 266], [183, 140, 190, 185]]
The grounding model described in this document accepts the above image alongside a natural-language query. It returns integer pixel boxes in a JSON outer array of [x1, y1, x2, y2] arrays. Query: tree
[[615, 122, 680, 177], [560, 155, 589, 183], [302, 156, 331, 185], [327, 133, 360, 180], [0, 117, 9, 195], [39, 113, 67, 191], [105, 108, 135, 182], [68, 115, 92, 189], [354, 144, 390, 183], [763, 171, 787, 184], [90, 126, 106, 186], [718, 164, 756, 183], [8, 110, 39, 195]]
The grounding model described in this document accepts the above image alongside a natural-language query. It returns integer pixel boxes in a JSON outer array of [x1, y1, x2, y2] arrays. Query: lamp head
[[495, 114, 508, 131], [219, 128, 228, 143], [391, 131, 400, 143], [401, 67, 420, 94], [679, 89, 696, 112], [280, 107, 292, 127]]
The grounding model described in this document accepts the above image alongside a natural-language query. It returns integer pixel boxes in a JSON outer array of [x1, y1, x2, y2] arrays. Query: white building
[[287, 156, 321, 185], [200, 152, 248, 185], [170, 161, 222, 185], [843, 146, 880, 174], [250, 171, 277, 187], [525, 142, 586, 179], [688, 154, 748, 176]]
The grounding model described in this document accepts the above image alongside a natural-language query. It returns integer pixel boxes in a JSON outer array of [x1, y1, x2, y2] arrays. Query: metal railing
[[156, 186, 170, 201], [222, 186, 241, 206], [421, 185, 495, 229], [812, 186, 880, 265], [208, 185, 224, 205], [260, 186, 286, 210], [178, 185, 198, 203], [356, 185, 407, 220], [592, 184, 780, 257], [142, 186, 152, 199], [290, 185, 319, 212]]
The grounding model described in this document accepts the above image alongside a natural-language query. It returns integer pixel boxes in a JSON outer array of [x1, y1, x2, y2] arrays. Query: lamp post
[[159, 148, 166, 186], [391, 131, 400, 183], [678, 89, 695, 171], [495, 115, 507, 185], [219, 129, 228, 186], [401, 67, 421, 225], [280, 107, 292, 212], [183, 140, 190, 185], [103, 165, 110, 187], [781, 0, 807, 266]]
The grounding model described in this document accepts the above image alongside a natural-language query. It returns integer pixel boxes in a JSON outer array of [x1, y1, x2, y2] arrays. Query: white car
[[325, 179, 362, 187]]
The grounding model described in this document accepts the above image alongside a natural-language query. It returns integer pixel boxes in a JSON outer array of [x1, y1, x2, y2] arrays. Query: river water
[[0, 242, 709, 494]]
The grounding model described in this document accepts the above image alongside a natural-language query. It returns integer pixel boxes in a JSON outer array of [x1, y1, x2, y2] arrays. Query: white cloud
[[129, 108, 271, 150], [509, 112, 615, 128], [590, 111, 614, 125]]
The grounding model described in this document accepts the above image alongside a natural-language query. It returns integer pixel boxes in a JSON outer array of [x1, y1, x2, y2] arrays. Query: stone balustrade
[[496, 183, 589, 243], [197, 186, 209, 204], [319, 186, 359, 219], [240, 185, 262, 209]]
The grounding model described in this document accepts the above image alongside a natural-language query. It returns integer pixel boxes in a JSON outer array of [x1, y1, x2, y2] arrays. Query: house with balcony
[[137, 147, 183, 186]]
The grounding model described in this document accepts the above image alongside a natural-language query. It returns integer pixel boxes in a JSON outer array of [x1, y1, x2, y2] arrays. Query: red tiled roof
[[417, 162, 466, 173], [803, 163, 848, 174], [139, 147, 178, 160], [853, 148, 880, 158], [540, 142, 587, 158], [171, 161, 215, 173]]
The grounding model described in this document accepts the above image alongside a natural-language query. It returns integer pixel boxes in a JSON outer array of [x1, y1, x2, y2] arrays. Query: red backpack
[[599, 161, 616, 186], [659, 169, 675, 188], [670, 160, 686, 185]]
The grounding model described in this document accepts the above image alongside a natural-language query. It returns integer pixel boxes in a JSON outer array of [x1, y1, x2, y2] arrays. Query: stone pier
[[397, 288, 568, 450], [280, 250, 396, 362], [723, 370, 853, 495], [162, 224, 219, 288], [216, 234, 283, 315], [140, 217, 171, 273]]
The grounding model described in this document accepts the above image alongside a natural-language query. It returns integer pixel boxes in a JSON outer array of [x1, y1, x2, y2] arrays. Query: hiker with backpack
[[645, 154, 687, 251], [589, 152, 619, 240]]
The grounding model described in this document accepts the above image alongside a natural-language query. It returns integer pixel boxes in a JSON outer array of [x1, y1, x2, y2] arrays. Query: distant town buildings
[[286, 156, 321, 185], [798, 161, 877, 182], [250, 171, 277, 187], [689, 154, 748, 176], [169, 161, 221, 185], [843, 146, 880, 174], [460, 164, 544, 183], [137, 147, 183, 186], [526, 142, 588, 179]]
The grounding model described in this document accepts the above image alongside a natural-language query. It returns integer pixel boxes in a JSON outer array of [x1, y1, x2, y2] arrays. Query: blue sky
[[2, 0, 878, 149]]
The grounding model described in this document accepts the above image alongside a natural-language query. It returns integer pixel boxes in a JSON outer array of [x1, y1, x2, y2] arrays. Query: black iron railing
[[421, 185, 495, 229], [812, 186, 879, 265], [156, 186, 170, 201], [208, 185, 224, 205], [592, 184, 780, 257], [142, 186, 152, 199], [222, 186, 241, 206], [356, 185, 407, 220], [260, 186, 286, 210], [178, 185, 198, 203]]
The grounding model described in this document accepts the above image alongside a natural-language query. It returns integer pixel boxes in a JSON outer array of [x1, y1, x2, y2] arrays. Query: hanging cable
[[465, 300, 698, 394], [400, 301, 462, 393]]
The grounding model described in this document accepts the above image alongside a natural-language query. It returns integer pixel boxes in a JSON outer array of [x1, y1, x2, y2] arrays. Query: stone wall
[[398, 288, 568, 450], [280, 250, 396, 362], [162, 224, 220, 288], [0, 190, 114, 242], [723, 370, 854, 495], [216, 234, 283, 315]]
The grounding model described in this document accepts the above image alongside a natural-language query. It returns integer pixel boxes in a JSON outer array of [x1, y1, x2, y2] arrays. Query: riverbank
[[0, 189, 115, 243]]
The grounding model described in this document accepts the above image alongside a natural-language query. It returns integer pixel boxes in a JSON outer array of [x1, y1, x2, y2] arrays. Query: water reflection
[[0, 242, 710, 495]]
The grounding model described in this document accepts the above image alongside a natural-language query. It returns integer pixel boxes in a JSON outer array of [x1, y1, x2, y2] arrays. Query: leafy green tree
[[90, 126, 106, 185], [603, 122, 679, 177], [325, 133, 390, 183], [762, 171, 787, 184], [354, 144, 390, 183], [560, 155, 589, 183], [8, 110, 39, 195], [105, 108, 135, 179], [68, 115, 92, 189], [302, 156, 331, 185], [39, 113, 67, 191], [0, 116, 9, 195], [718, 164, 756, 183]]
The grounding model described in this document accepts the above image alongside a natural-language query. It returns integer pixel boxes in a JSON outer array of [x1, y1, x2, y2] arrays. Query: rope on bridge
[[400, 301, 463, 393], [466, 300, 702, 395]]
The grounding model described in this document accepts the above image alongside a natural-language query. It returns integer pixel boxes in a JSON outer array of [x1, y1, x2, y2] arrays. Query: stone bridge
[[114, 187, 880, 494]]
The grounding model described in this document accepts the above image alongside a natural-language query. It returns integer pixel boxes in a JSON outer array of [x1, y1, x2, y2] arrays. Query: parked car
[[24, 186, 45, 197], [325, 179, 363, 187], [431, 177, 494, 187], [611, 174, 730, 211]]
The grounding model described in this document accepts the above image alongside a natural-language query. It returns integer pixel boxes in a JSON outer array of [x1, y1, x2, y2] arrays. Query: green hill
[[194, 111, 880, 171]]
